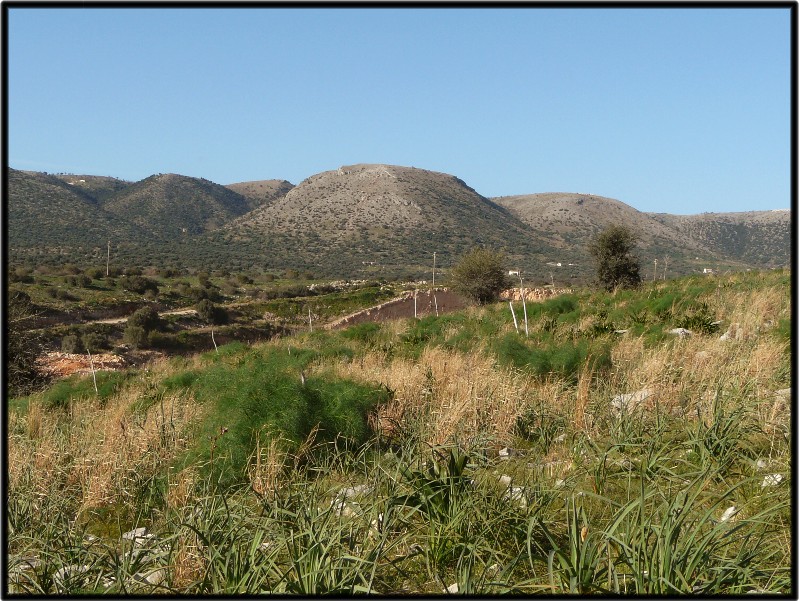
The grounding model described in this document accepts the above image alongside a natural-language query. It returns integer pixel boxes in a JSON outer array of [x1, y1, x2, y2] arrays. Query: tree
[[449, 248, 511, 304], [196, 299, 228, 325], [127, 306, 162, 332], [588, 225, 642, 291]]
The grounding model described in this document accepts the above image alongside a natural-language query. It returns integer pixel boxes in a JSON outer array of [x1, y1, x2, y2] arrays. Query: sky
[[6, 6, 792, 214]]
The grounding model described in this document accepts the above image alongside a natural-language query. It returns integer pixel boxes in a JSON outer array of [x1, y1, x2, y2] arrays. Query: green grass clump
[[340, 322, 381, 344], [492, 334, 610, 382], [40, 370, 132, 408], [181, 346, 391, 486]]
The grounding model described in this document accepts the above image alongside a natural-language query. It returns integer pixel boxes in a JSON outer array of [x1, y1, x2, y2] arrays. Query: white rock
[[498, 474, 512, 488], [53, 564, 90, 586], [668, 328, 692, 338], [15, 556, 40, 571], [134, 568, 166, 586], [761, 474, 783, 487], [445, 582, 459, 594], [331, 498, 357, 517], [122, 527, 149, 541], [611, 389, 653, 414], [504, 486, 527, 509], [756, 458, 768, 470], [336, 484, 372, 500], [553, 433, 566, 443], [614, 329, 629, 335], [498, 447, 515, 458], [719, 506, 738, 523]]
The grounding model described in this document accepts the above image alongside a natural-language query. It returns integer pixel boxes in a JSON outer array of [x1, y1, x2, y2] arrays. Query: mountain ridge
[[6, 164, 790, 280]]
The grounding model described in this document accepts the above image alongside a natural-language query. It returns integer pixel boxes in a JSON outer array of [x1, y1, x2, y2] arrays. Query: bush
[[120, 275, 159, 295], [123, 325, 148, 349], [127, 306, 162, 332], [65, 274, 91, 287], [196, 299, 229, 325], [81, 331, 109, 352], [449, 248, 511, 304], [9, 266, 34, 283], [61, 334, 79, 354], [84, 267, 105, 280], [588, 225, 642, 291]]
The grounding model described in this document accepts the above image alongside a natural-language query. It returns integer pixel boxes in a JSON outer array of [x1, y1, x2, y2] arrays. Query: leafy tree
[[588, 225, 642, 291], [449, 248, 511, 304], [123, 325, 148, 349], [7, 291, 48, 395], [127, 306, 162, 332], [120, 275, 159, 295], [196, 299, 229, 325]]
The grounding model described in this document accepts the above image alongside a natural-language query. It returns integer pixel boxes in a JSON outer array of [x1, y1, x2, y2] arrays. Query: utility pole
[[518, 271, 529, 337], [662, 257, 669, 281], [653, 259, 658, 282], [106, 240, 111, 277], [432, 252, 439, 316]]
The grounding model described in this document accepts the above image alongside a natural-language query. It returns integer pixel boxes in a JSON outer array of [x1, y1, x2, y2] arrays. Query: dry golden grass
[[8, 357, 202, 514], [327, 345, 536, 449], [248, 427, 291, 498]]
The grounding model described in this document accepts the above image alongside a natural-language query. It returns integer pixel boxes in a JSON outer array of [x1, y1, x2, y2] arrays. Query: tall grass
[[7, 269, 791, 594]]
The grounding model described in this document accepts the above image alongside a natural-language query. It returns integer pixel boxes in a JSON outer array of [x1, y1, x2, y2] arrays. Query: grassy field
[[6, 269, 792, 594]]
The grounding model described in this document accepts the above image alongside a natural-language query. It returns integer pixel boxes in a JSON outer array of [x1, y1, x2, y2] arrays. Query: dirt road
[[92, 307, 198, 325]]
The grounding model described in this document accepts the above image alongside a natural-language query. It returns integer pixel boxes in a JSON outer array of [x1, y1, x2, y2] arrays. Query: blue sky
[[7, 6, 792, 214]]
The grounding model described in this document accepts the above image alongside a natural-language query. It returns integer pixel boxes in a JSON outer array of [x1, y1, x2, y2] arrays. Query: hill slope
[[7, 165, 790, 279], [225, 179, 295, 211], [7, 168, 143, 260], [218, 164, 557, 276], [51, 174, 133, 204], [648, 211, 791, 268], [103, 173, 251, 237], [490, 192, 788, 278]]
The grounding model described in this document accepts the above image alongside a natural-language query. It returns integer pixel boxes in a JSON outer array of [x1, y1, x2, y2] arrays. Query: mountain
[[102, 173, 251, 237], [648, 211, 791, 268], [490, 192, 736, 277], [7, 168, 142, 261], [218, 163, 557, 275], [51, 174, 133, 204], [6, 164, 791, 280], [225, 179, 295, 211]]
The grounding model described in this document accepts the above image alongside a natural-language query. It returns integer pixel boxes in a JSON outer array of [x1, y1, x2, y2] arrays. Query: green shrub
[[588, 224, 642, 291], [340, 322, 381, 344], [196, 299, 229, 325], [120, 275, 159, 295], [81, 331, 109, 352], [187, 347, 391, 486], [61, 334, 79, 354], [123, 325, 148, 349], [543, 294, 579, 316], [449, 248, 510, 304], [128, 306, 162, 332], [41, 371, 130, 408], [493, 334, 609, 382]]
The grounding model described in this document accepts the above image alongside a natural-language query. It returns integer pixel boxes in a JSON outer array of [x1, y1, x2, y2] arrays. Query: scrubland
[[7, 269, 792, 594]]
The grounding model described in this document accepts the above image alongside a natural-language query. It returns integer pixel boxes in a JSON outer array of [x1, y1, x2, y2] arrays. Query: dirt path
[[91, 307, 197, 325], [325, 289, 468, 329]]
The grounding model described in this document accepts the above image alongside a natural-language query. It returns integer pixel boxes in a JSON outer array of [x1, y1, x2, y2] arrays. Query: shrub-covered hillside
[[7, 269, 791, 594]]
